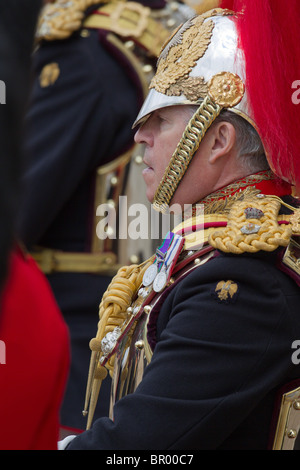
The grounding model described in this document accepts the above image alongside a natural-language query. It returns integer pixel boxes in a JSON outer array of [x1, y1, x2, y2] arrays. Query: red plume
[[219, 0, 235, 9], [219, 0, 300, 192]]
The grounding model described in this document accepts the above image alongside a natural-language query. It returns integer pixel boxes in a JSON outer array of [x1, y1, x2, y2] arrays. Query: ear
[[208, 121, 237, 164]]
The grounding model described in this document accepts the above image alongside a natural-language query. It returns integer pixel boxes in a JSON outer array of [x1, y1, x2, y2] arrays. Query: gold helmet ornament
[[133, 1, 300, 212]]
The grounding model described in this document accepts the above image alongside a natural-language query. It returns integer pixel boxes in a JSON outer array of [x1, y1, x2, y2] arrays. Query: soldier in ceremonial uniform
[[16, 0, 198, 431], [59, 0, 300, 450]]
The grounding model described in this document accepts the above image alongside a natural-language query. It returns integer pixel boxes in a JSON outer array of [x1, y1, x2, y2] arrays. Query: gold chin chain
[[152, 95, 222, 213]]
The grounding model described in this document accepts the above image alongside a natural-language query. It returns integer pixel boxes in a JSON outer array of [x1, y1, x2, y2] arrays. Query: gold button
[[135, 340, 145, 350], [80, 29, 90, 38], [107, 199, 115, 208], [142, 64, 153, 74], [124, 40, 135, 50], [130, 254, 140, 264], [143, 305, 152, 315], [110, 176, 118, 186], [287, 429, 298, 439]]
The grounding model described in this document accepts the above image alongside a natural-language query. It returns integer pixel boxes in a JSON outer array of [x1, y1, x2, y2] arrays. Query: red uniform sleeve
[[0, 246, 70, 450]]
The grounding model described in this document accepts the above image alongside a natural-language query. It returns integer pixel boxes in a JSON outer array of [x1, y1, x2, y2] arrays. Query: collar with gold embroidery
[[195, 170, 291, 215]]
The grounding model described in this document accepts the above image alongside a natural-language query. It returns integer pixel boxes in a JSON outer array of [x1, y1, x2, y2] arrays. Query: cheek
[[155, 157, 168, 181], [156, 140, 176, 173], [150, 125, 187, 183]]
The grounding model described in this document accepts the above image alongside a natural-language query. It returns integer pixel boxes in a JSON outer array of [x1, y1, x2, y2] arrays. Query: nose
[[134, 125, 146, 145], [134, 121, 153, 146], [134, 127, 142, 144]]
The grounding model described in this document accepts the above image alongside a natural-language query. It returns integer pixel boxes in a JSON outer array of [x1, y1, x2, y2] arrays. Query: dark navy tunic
[[68, 247, 300, 449]]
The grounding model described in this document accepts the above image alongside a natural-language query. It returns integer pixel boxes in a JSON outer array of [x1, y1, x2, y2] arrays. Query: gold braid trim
[[209, 196, 292, 254], [83, 256, 154, 429]]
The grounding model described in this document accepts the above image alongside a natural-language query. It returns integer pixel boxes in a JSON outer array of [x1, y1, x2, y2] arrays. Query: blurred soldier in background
[[0, 0, 70, 450], [16, 0, 220, 432], [0, 0, 42, 291]]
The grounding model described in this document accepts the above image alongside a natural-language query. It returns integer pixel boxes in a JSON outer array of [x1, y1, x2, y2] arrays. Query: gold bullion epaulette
[[208, 194, 297, 254], [36, 0, 104, 42]]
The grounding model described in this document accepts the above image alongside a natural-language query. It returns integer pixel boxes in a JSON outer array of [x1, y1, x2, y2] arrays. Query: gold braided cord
[[153, 96, 222, 213], [83, 256, 154, 429], [209, 196, 292, 254], [263, 194, 298, 212]]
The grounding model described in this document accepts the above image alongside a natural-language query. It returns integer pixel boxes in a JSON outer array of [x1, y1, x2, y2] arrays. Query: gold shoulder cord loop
[[153, 96, 223, 213], [208, 195, 294, 254], [83, 256, 154, 429]]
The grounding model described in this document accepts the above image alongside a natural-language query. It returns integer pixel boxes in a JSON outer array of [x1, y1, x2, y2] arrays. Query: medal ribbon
[[163, 234, 183, 272], [155, 231, 174, 270], [153, 233, 185, 293]]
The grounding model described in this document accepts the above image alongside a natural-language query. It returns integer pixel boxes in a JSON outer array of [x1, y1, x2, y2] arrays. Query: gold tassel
[[83, 257, 154, 429]]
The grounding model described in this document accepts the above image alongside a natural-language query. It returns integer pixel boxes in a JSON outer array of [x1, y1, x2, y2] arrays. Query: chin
[[146, 190, 154, 203]]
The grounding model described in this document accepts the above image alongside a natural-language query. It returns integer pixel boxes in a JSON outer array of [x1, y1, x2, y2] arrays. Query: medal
[[143, 231, 184, 293], [143, 263, 158, 286], [153, 269, 167, 292]]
